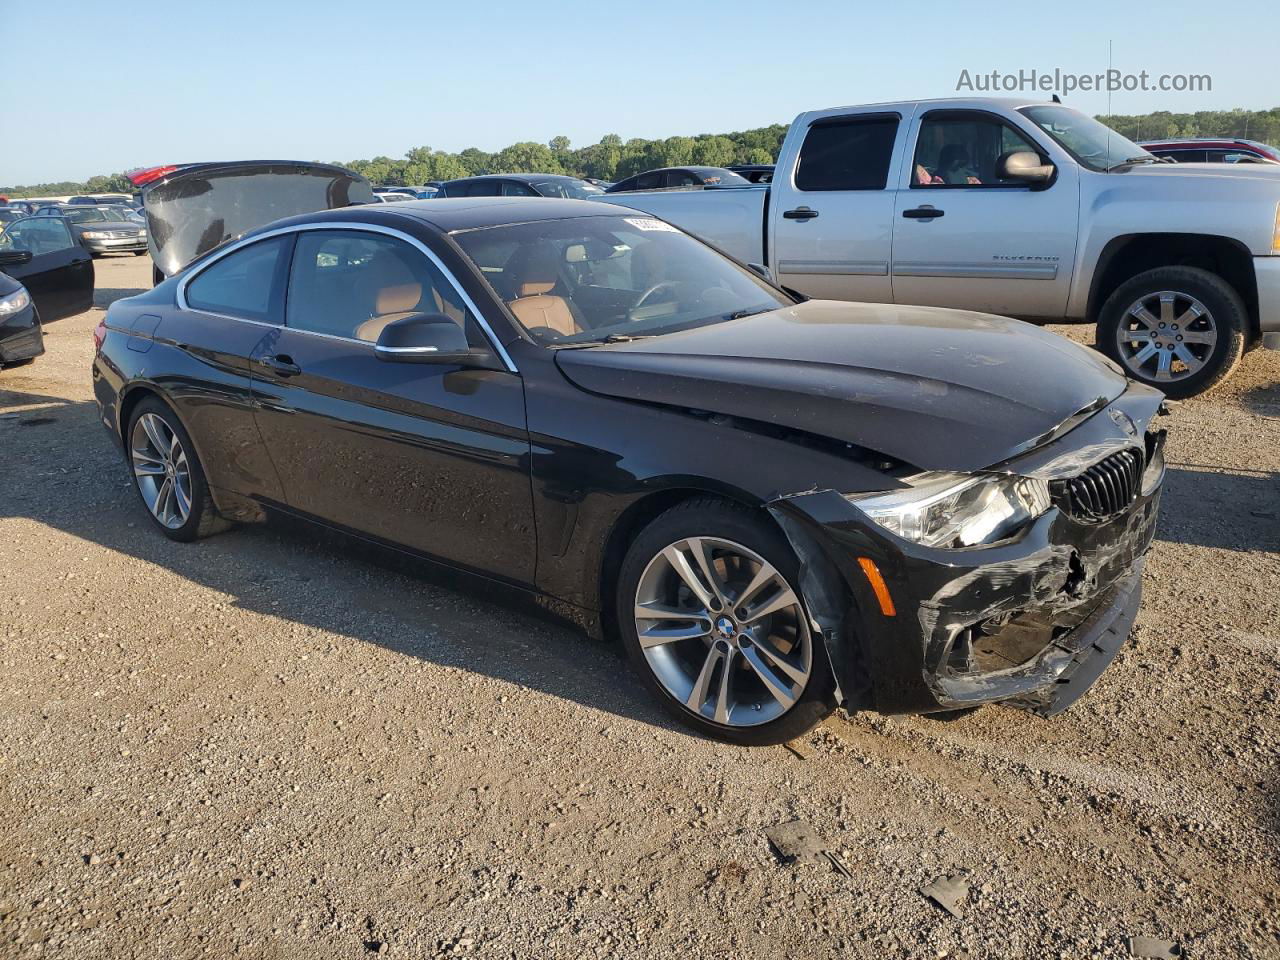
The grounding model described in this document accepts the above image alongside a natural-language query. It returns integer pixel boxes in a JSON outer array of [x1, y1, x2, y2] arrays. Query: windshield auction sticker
[[624, 217, 679, 232]]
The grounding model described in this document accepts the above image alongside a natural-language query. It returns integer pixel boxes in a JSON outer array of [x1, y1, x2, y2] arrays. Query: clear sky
[[4, 0, 1274, 184]]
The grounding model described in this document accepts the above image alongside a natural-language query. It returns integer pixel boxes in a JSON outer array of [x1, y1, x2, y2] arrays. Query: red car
[[1137, 138, 1280, 164]]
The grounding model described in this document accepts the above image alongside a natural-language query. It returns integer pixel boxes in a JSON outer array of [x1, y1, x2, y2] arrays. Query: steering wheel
[[633, 280, 682, 312]]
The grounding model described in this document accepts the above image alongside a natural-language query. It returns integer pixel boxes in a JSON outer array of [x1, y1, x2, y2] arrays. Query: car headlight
[[81, 230, 107, 239], [847, 472, 1051, 548], [1141, 433, 1166, 496], [0, 287, 32, 316]]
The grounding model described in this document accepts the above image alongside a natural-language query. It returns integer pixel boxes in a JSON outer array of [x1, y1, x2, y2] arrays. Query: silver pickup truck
[[600, 97, 1280, 397]]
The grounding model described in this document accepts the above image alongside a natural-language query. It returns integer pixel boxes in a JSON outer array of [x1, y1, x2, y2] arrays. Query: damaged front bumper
[[768, 389, 1164, 718]]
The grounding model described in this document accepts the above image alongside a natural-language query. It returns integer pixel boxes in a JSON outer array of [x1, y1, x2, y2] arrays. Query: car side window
[[501, 180, 537, 197], [665, 170, 699, 187], [1208, 150, 1257, 163], [1, 217, 77, 255], [795, 116, 899, 191], [286, 230, 487, 347], [185, 236, 290, 322], [634, 171, 662, 190], [462, 181, 501, 197], [912, 113, 1042, 187]]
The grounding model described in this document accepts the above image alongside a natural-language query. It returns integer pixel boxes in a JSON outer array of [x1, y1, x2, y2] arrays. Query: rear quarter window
[[185, 236, 289, 322]]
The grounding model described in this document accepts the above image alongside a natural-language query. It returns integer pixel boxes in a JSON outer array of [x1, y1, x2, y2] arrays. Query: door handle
[[902, 206, 945, 220], [259, 354, 301, 377], [782, 207, 819, 221]]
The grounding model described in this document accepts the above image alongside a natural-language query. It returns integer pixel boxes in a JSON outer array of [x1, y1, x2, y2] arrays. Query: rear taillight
[[126, 164, 179, 187], [93, 319, 107, 351]]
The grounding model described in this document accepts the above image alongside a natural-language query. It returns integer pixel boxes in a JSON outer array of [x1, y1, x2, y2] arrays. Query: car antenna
[[1051, 94, 1061, 104]]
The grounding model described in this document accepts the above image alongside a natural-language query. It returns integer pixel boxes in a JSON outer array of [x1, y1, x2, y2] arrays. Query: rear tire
[[616, 498, 836, 746], [1096, 266, 1246, 398], [2, 357, 36, 369], [126, 397, 231, 542]]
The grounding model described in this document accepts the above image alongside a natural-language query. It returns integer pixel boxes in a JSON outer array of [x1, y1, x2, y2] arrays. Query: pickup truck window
[[795, 116, 899, 191], [1019, 105, 1149, 172], [912, 112, 1039, 187]]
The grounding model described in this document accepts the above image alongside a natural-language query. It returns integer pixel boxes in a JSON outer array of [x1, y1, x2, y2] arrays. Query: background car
[[3, 201, 39, 217], [35, 204, 148, 256], [0, 207, 29, 226], [605, 166, 751, 193], [68, 194, 134, 205], [0, 215, 93, 321], [374, 186, 438, 199], [438, 173, 605, 199], [127, 160, 376, 284], [0, 272, 45, 369], [727, 163, 775, 183], [1137, 138, 1280, 164]]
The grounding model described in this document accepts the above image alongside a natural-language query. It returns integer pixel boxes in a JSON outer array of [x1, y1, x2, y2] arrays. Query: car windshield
[[105, 206, 140, 220], [530, 178, 605, 200], [1019, 105, 1152, 172], [453, 215, 792, 345], [63, 207, 112, 222]]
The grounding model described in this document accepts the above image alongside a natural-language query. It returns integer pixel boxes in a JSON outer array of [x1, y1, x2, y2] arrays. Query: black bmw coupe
[[93, 186, 1165, 744]]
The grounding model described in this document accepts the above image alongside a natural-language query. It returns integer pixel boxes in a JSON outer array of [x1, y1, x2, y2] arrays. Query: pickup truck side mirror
[[998, 151, 1055, 185], [0, 249, 33, 266], [375, 312, 496, 367]]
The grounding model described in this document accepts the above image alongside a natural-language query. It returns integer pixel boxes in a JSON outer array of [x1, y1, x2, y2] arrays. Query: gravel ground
[[2, 254, 1278, 960]]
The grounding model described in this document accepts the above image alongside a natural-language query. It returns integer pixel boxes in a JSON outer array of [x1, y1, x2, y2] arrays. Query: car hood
[[553, 300, 1130, 472], [1121, 161, 1280, 182], [72, 220, 142, 231]]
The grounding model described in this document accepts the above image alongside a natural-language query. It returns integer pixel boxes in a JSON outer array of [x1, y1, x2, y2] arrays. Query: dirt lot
[[2, 253, 1278, 960]]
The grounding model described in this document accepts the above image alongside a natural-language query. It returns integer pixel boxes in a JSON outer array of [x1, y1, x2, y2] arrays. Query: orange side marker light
[[857, 557, 897, 617]]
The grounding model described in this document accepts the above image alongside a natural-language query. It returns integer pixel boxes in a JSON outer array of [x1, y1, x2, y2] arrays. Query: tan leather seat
[[354, 282, 423, 342], [505, 242, 582, 338]]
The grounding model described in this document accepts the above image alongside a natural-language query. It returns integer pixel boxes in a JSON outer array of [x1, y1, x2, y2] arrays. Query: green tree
[[691, 136, 736, 168], [492, 141, 562, 174], [457, 148, 493, 175]]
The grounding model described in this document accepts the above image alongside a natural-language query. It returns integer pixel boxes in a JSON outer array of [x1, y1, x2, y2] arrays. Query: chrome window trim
[[175, 220, 518, 372]]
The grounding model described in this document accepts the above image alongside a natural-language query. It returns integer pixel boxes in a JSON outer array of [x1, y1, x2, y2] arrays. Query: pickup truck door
[[890, 108, 1079, 319], [768, 112, 903, 301]]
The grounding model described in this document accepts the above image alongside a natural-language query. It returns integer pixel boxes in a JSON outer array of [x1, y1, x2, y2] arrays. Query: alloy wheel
[[1115, 290, 1218, 382], [633, 537, 812, 727], [130, 412, 192, 529]]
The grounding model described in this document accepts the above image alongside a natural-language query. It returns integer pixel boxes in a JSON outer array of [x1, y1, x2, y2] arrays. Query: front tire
[[616, 498, 836, 745], [1096, 266, 1246, 398], [126, 397, 230, 542]]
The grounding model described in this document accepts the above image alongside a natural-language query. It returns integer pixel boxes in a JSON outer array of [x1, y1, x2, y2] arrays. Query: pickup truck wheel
[[1097, 266, 1246, 398], [617, 498, 836, 746]]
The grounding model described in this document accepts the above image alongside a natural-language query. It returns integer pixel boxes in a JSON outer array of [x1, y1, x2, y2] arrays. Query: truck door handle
[[902, 206, 944, 220], [783, 207, 819, 221], [259, 354, 301, 377]]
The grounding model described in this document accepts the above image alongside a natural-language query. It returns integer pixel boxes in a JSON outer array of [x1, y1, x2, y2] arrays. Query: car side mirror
[[0, 249, 33, 266], [747, 262, 773, 282], [374, 312, 492, 366], [998, 151, 1055, 184]]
